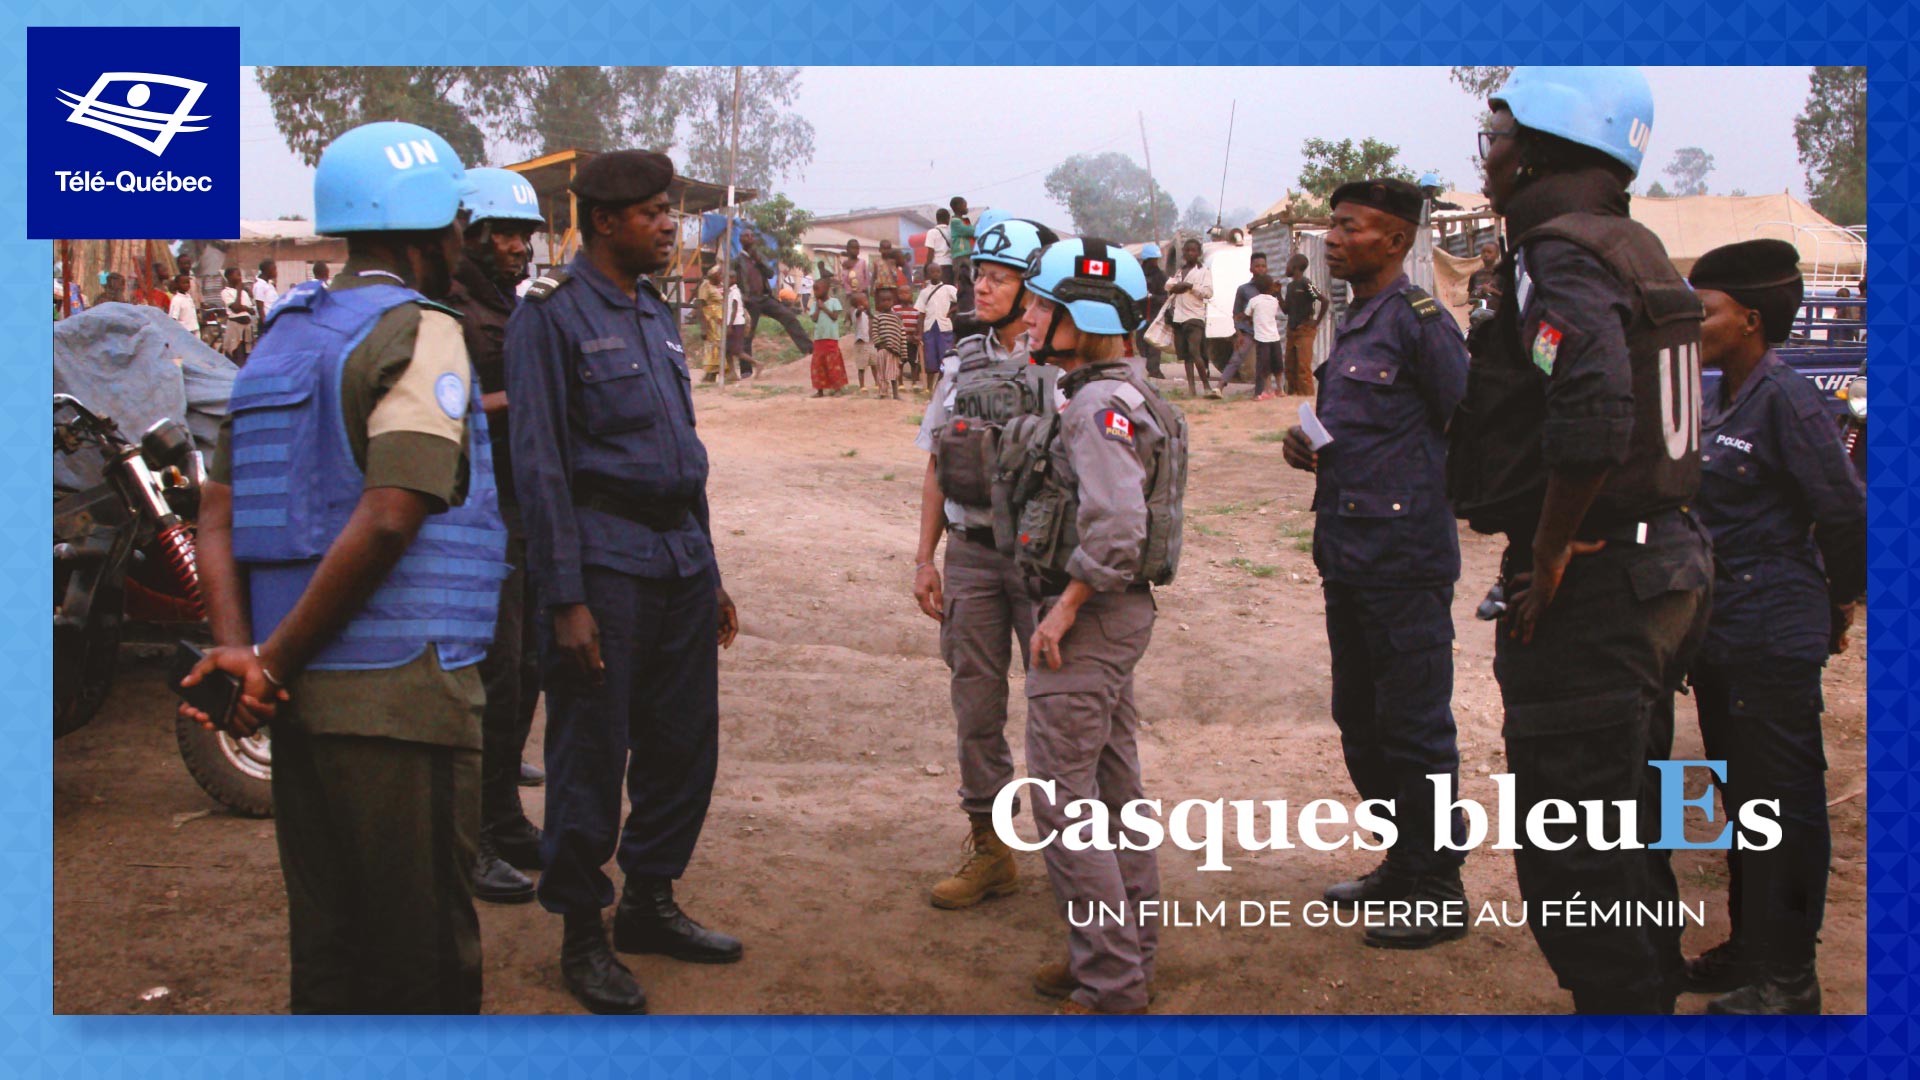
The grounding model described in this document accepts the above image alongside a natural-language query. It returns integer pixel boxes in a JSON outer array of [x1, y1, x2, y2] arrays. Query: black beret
[[569, 149, 675, 204], [1329, 178, 1425, 224], [1688, 239, 1802, 293], [1690, 239, 1805, 344]]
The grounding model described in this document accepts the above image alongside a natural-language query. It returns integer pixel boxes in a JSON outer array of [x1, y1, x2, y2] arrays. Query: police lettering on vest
[[1449, 211, 1702, 536], [227, 284, 508, 670], [933, 334, 1054, 507]]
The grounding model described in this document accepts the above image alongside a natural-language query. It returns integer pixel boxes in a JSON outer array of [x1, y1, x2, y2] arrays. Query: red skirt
[[811, 340, 848, 390]]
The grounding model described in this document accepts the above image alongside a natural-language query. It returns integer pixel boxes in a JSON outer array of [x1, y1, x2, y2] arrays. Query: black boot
[[490, 817, 545, 872], [1682, 937, 1754, 993], [1571, 986, 1679, 1015], [613, 876, 743, 963], [1708, 959, 1821, 1015], [1324, 856, 1414, 904], [472, 835, 536, 905], [1363, 865, 1469, 950], [560, 911, 648, 1015]]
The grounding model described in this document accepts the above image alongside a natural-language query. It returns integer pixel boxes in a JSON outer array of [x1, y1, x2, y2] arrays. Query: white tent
[[1630, 193, 1863, 283]]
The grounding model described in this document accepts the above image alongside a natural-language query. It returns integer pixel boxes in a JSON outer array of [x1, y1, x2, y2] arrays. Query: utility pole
[[718, 66, 743, 383], [1139, 112, 1162, 251], [1215, 99, 1236, 233]]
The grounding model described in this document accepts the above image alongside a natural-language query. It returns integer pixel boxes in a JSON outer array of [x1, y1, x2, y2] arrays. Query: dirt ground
[[53, 344, 1869, 1016]]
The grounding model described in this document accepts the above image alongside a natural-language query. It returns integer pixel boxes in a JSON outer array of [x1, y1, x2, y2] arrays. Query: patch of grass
[[745, 384, 804, 397], [1226, 557, 1280, 578], [881, 472, 897, 482], [906, 413, 923, 425], [1252, 430, 1287, 443], [1189, 520, 1224, 538], [1292, 536, 1314, 553], [841, 449, 859, 458], [1200, 498, 1276, 516]]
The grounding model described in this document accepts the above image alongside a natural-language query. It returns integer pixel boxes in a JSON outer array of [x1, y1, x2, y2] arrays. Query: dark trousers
[[1493, 527, 1711, 1012], [1253, 340, 1284, 396], [1323, 582, 1465, 873], [1692, 658, 1830, 964], [743, 293, 814, 354], [273, 726, 482, 1014], [1173, 320, 1208, 382], [537, 564, 720, 914], [479, 531, 541, 835]]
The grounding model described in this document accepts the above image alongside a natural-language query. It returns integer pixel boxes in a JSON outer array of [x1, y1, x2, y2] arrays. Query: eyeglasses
[[1478, 130, 1516, 159]]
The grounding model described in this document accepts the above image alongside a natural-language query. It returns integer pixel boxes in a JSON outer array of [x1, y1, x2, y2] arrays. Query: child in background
[[807, 278, 848, 397], [870, 285, 907, 401], [844, 290, 876, 394], [892, 281, 924, 390], [723, 278, 750, 383], [1248, 275, 1286, 400]]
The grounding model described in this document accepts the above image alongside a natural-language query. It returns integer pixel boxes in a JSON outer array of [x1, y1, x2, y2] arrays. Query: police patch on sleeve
[[1531, 322, 1563, 376], [1101, 409, 1135, 447], [434, 372, 468, 419]]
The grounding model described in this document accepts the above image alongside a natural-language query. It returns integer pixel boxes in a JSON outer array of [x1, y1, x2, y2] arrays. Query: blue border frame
[[9, 2, 1909, 1073]]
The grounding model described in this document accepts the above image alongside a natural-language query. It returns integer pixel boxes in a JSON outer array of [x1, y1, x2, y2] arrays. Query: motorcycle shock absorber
[[154, 522, 206, 619]]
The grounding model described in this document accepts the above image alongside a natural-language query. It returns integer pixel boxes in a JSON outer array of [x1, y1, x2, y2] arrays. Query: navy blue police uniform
[[505, 251, 721, 916], [1692, 350, 1865, 981], [1448, 170, 1714, 1012], [1313, 271, 1470, 893]]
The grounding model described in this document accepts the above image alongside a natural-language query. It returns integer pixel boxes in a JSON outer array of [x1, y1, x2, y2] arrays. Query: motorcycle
[[54, 394, 273, 818], [1837, 359, 1866, 479]]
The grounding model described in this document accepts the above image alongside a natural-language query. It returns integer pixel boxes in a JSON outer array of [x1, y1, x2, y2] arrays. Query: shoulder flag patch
[[1100, 409, 1135, 447], [1532, 322, 1563, 375]]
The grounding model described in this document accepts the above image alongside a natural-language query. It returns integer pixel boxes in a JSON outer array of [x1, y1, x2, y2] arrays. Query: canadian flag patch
[[1101, 409, 1134, 447]]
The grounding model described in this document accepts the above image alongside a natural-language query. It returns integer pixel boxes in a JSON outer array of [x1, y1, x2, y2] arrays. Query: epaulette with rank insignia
[[524, 269, 572, 302], [1404, 286, 1443, 322]]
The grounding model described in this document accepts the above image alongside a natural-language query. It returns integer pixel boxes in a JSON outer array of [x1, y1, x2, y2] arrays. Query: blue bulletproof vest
[[228, 282, 508, 671]]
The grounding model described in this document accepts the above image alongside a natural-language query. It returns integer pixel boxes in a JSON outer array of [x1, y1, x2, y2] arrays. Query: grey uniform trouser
[[1025, 587, 1160, 1013], [940, 532, 1035, 815]]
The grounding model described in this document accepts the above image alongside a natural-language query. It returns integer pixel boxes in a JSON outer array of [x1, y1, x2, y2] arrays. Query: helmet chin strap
[[986, 282, 1029, 329], [1026, 302, 1072, 363]]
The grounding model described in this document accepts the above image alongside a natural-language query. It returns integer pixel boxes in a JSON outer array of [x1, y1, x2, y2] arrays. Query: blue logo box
[[26, 25, 238, 239]]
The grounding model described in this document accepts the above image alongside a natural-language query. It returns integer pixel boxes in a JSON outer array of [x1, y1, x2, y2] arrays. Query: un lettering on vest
[[1659, 342, 1701, 460]]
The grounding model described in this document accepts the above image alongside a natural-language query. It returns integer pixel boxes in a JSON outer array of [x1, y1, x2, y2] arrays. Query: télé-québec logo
[[57, 72, 212, 157], [27, 27, 238, 240]]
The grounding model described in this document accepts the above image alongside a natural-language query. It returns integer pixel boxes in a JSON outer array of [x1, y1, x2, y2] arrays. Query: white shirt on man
[[251, 277, 279, 311], [916, 281, 956, 332], [1168, 264, 1212, 323], [220, 284, 254, 323], [926, 225, 951, 267], [1248, 292, 1282, 341], [168, 292, 198, 334]]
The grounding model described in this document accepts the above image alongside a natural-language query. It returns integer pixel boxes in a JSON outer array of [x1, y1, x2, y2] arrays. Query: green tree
[[1043, 152, 1176, 240], [1664, 146, 1716, 196], [1448, 66, 1514, 98], [742, 194, 814, 265], [256, 66, 813, 188], [1294, 137, 1419, 218], [1644, 180, 1672, 198], [1794, 66, 1866, 225], [1178, 196, 1215, 232], [672, 67, 815, 189]]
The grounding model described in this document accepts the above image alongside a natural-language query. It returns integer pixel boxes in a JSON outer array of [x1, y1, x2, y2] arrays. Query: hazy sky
[[240, 66, 1815, 223]]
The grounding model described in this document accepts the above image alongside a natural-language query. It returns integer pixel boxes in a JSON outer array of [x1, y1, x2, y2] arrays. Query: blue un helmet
[[1492, 66, 1655, 178], [314, 121, 470, 235], [1023, 238, 1149, 359], [970, 217, 1056, 328], [1138, 242, 1162, 261], [461, 167, 544, 227]]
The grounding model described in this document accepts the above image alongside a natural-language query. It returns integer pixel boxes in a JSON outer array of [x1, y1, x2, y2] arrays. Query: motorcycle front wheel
[[173, 716, 273, 818]]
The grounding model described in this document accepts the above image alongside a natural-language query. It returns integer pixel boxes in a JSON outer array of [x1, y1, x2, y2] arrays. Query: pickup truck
[[1703, 291, 1864, 417]]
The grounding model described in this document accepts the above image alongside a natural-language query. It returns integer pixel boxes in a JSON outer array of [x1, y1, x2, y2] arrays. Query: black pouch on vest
[[934, 418, 999, 506]]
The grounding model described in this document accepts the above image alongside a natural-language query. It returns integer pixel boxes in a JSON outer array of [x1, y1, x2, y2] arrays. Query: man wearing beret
[[506, 149, 743, 1015], [1679, 239, 1865, 1015], [1282, 178, 1471, 949]]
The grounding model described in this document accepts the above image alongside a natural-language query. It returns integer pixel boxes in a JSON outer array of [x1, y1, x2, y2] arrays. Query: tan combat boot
[[930, 813, 1018, 909]]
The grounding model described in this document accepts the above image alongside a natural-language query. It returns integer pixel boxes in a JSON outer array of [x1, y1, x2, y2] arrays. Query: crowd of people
[[156, 62, 1865, 1022]]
